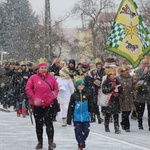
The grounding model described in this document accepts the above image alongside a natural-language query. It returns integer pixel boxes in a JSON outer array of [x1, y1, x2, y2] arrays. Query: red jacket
[[26, 73, 59, 106]]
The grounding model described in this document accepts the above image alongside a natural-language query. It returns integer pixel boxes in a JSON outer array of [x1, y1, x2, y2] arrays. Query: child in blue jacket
[[67, 79, 92, 150]]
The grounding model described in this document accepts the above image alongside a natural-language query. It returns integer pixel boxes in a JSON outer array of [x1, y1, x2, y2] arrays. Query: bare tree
[[140, 1, 150, 28], [71, 0, 115, 59]]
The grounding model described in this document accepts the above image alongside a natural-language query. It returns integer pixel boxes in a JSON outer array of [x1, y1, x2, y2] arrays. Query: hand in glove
[[93, 79, 101, 87], [114, 84, 122, 92]]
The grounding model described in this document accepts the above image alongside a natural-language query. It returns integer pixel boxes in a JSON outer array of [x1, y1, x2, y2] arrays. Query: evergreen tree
[[0, 0, 39, 60]]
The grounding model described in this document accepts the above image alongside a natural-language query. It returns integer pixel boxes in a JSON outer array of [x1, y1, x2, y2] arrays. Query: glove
[[114, 84, 122, 92], [93, 79, 101, 87]]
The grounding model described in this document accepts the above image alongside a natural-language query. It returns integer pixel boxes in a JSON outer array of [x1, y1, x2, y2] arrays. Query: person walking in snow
[[11, 67, 27, 117], [118, 64, 135, 132], [134, 58, 150, 130], [56, 67, 74, 127], [84, 66, 103, 124], [67, 78, 92, 150], [101, 67, 122, 134], [26, 60, 59, 150]]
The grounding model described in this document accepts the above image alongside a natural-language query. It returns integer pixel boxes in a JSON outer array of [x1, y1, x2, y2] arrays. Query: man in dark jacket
[[49, 58, 61, 77]]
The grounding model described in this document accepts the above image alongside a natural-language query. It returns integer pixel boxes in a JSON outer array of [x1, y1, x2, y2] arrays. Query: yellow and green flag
[[105, 0, 150, 68]]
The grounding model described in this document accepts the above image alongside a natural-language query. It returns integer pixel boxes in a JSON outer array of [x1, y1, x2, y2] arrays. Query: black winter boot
[[131, 110, 137, 120], [120, 122, 125, 130], [114, 125, 121, 134], [97, 115, 103, 124], [139, 125, 144, 130], [90, 113, 96, 123], [138, 118, 144, 130], [105, 124, 110, 132], [48, 139, 56, 150], [35, 139, 43, 149]]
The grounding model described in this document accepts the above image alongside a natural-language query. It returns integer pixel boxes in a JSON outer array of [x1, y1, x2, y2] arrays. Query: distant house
[[52, 21, 80, 62]]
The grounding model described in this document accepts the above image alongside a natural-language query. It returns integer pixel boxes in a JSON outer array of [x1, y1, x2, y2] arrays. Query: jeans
[[16, 99, 26, 108]]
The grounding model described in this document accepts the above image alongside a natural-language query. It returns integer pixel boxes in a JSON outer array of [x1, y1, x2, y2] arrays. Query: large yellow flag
[[105, 0, 150, 68]]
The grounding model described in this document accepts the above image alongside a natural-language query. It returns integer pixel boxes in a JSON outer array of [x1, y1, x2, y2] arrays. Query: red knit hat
[[38, 62, 48, 69]]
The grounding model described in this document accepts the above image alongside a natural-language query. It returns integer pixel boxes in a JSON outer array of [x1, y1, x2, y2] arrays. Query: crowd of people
[[0, 56, 150, 150]]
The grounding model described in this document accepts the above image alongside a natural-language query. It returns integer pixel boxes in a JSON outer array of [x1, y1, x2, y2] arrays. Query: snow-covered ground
[[0, 105, 150, 150]]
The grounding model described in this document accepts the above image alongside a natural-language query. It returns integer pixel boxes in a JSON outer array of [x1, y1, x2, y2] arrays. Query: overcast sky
[[29, 0, 144, 28], [29, 0, 79, 28]]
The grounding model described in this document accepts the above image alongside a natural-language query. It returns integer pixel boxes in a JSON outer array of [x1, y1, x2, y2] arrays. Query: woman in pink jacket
[[26, 62, 59, 150]]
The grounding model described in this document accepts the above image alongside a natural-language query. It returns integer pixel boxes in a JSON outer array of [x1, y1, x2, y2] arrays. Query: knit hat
[[69, 59, 75, 66], [74, 75, 85, 88], [27, 62, 33, 67], [38, 62, 48, 69], [74, 80, 85, 89], [59, 67, 70, 78], [82, 62, 89, 69]]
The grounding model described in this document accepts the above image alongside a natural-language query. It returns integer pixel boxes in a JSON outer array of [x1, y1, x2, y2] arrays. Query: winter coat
[[11, 72, 27, 101], [67, 89, 92, 125], [68, 59, 80, 79], [97, 68, 105, 81], [84, 75, 95, 101], [101, 77, 121, 114], [84, 73, 99, 104], [22, 70, 31, 83], [26, 73, 59, 107], [0, 68, 10, 89], [56, 77, 74, 104], [135, 68, 150, 104], [49, 64, 61, 77], [119, 75, 135, 112]]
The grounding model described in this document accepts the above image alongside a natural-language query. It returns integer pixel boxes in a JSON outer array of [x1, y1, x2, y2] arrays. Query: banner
[[105, 0, 150, 68]]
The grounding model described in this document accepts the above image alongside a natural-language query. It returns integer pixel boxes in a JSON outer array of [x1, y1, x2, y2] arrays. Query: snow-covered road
[[0, 107, 150, 150]]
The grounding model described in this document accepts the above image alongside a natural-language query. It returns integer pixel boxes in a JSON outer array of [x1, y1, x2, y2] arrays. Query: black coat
[[49, 64, 61, 77], [11, 72, 27, 101], [101, 77, 121, 114], [68, 67, 80, 79], [84, 75, 100, 104], [97, 68, 105, 81]]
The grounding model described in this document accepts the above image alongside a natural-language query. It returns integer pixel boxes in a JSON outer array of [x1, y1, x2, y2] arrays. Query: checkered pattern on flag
[[105, 0, 150, 68], [107, 22, 126, 48], [137, 24, 150, 50]]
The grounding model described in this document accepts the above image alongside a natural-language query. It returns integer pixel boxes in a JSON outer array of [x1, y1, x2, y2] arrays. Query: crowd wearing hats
[[1, 56, 150, 150]]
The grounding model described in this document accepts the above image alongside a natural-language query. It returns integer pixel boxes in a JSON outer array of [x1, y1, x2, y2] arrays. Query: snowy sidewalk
[[0, 108, 150, 150]]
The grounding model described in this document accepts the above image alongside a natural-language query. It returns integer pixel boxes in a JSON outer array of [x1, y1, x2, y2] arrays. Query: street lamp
[[1, 48, 9, 65]]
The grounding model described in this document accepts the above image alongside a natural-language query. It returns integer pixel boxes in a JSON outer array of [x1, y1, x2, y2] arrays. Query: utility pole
[[1, 47, 3, 66], [45, 0, 52, 60]]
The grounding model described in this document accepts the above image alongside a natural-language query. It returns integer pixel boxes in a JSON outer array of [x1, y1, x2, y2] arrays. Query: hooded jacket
[[67, 89, 92, 125]]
